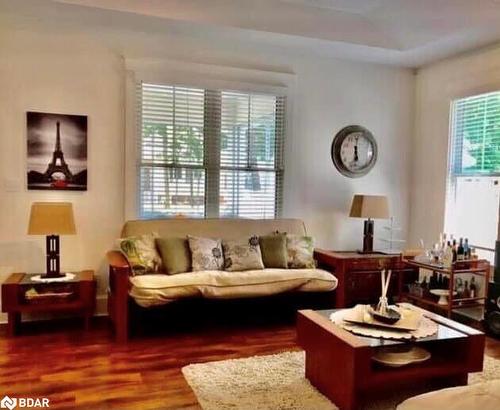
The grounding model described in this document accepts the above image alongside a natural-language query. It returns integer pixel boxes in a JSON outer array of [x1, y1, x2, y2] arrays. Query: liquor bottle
[[464, 238, 470, 259], [470, 276, 477, 298], [463, 280, 471, 299], [456, 278, 464, 298], [471, 247, 478, 260], [443, 275, 450, 290], [438, 273, 443, 289], [439, 233, 446, 251], [452, 239, 457, 263], [457, 238, 465, 261], [443, 241, 453, 268], [429, 271, 438, 289], [420, 276, 428, 297]]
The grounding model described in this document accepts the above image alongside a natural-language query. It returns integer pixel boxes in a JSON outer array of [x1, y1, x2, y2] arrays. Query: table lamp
[[349, 194, 389, 253], [28, 202, 76, 278]]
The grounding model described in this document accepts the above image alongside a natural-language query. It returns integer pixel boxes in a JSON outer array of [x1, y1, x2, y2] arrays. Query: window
[[138, 83, 285, 219], [445, 91, 500, 261]]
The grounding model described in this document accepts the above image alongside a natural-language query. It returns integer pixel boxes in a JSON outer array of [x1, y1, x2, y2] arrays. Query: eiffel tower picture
[[44, 121, 74, 182], [27, 112, 87, 191]]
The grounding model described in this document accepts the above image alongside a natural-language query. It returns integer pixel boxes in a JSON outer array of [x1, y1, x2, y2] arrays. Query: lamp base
[[361, 218, 374, 253], [40, 272, 67, 279], [46, 234, 62, 278]]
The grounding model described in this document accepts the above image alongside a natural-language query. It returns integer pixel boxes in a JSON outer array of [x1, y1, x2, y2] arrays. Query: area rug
[[182, 351, 500, 410]]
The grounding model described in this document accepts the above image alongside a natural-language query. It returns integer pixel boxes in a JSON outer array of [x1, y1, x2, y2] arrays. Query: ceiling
[[2, 0, 500, 67]]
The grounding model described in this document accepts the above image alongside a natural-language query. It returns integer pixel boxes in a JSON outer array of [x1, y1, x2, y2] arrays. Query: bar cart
[[402, 258, 490, 318]]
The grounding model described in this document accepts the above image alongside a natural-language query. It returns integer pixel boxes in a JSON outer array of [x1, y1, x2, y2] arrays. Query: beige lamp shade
[[28, 202, 76, 235], [349, 194, 390, 219]]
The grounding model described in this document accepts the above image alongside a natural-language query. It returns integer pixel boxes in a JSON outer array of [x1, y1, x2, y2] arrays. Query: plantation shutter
[[138, 82, 285, 219]]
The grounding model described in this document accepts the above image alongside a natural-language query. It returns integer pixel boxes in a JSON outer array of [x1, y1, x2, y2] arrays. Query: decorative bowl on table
[[372, 346, 431, 367], [342, 304, 420, 331], [430, 289, 457, 305], [370, 306, 401, 324]]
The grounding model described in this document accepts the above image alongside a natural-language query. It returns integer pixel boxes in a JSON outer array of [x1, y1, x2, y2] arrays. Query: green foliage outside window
[[455, 92, 500, 175]]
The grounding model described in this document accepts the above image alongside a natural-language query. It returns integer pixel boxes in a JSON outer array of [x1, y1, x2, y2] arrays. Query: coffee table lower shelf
[[297, 306, 485, 410]]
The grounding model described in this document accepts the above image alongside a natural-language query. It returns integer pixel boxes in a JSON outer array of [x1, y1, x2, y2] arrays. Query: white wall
[[409, 45, 500, 247], [0, 19, 414, 319], [0, 29, 125, 318]]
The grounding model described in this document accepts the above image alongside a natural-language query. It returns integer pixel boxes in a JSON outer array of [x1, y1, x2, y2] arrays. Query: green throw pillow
[[286, 234, 316, 269], [118, 233, 162, 275], [156, 237, 192, 275], [259, 234, 288, 268]]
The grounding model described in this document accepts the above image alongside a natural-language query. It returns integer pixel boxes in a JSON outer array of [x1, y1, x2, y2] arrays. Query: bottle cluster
[[433, 233, 477, 267]]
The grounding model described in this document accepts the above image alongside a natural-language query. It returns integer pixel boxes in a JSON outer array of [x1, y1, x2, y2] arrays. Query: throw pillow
[[118, 233, 162, 275], [156, 237, 192, 275], [286, 234, 316, 269], [259, 233, 288, 268], [188, 236, 224, 271], [222, 235, 265, 271]]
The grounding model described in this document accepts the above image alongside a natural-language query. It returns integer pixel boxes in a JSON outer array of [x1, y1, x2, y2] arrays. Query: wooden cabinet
[[314, 250, 417, 308]]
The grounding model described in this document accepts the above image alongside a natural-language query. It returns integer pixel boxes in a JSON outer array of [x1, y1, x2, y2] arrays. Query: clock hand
[[354, 144, 359, 162]]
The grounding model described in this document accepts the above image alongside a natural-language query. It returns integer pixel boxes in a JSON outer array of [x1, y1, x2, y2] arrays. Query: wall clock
[[331, 125, 378, 178]]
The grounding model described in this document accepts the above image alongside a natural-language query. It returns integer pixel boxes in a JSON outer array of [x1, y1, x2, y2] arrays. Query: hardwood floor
[[1, 317, 499, 410]]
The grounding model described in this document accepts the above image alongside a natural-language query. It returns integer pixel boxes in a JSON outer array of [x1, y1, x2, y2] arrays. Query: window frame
[[131, 80, 291, 219], [125, 60, 295, 221], [444, 90, 500, 260]]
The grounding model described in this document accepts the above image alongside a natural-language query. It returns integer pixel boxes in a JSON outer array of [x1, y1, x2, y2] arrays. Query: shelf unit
[[402, 258, 490, 318]]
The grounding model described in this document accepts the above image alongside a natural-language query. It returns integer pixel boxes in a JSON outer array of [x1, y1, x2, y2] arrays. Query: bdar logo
[[0, 396, 17, 410]]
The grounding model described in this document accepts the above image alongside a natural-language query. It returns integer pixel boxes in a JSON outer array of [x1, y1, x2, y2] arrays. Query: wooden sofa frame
[[107, 250, 336, 342]]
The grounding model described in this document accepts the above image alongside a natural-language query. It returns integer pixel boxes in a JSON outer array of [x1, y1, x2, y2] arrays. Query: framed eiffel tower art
[[27, 111, 87, 191]]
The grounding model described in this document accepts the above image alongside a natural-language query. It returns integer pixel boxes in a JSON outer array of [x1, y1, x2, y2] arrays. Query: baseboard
[[0, 294, 108, 324]]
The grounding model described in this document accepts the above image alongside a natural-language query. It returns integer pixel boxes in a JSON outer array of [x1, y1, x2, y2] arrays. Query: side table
[[1, 270, 96, 336], [314, 250, 417, 308]]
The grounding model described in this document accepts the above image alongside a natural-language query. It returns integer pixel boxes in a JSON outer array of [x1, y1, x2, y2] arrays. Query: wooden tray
[[342, 305, 422, 332]]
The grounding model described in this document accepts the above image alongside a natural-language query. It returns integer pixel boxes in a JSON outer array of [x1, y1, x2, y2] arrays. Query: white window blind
[[450, 91, 500, 176], [138, 82, 285, 219], [445, 91, 500, 261]]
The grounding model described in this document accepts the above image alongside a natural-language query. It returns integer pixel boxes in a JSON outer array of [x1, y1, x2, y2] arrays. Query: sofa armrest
[[107, 250, 130, 270], [107, 250, 131, 342], [106, 250, 131, 294]]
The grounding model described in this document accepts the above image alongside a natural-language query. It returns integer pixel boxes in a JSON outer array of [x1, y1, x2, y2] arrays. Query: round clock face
[[331, 125, 378, 178]]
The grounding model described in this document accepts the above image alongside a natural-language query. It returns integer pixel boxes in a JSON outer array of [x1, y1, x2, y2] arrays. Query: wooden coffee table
[[297, 304, 484, 410]]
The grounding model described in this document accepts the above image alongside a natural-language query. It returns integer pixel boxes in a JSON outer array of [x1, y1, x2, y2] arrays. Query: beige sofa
[[107, 218, 338, 341]]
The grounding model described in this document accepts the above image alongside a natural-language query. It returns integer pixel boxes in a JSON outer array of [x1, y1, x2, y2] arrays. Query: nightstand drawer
[[347, 258, 395, 271]]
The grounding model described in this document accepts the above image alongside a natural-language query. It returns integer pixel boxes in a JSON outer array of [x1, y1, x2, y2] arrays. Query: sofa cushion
[[259, 233, 288, 268], [397, 380, 500, 410], [129, 268, 338, 307], [188, 236, 224, 271], [286, 234, 315, 269], [222, 236, 265, 271], [118, 233, 162, 275], [156, 237, 192, 275]]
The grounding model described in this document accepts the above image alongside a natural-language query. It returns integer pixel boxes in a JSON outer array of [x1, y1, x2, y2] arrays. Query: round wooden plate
[[372, 346, 431, 367]]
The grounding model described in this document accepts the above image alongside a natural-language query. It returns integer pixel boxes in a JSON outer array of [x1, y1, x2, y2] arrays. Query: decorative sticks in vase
[[372, 269, 401, 324], [376, 269, 391, 315]]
